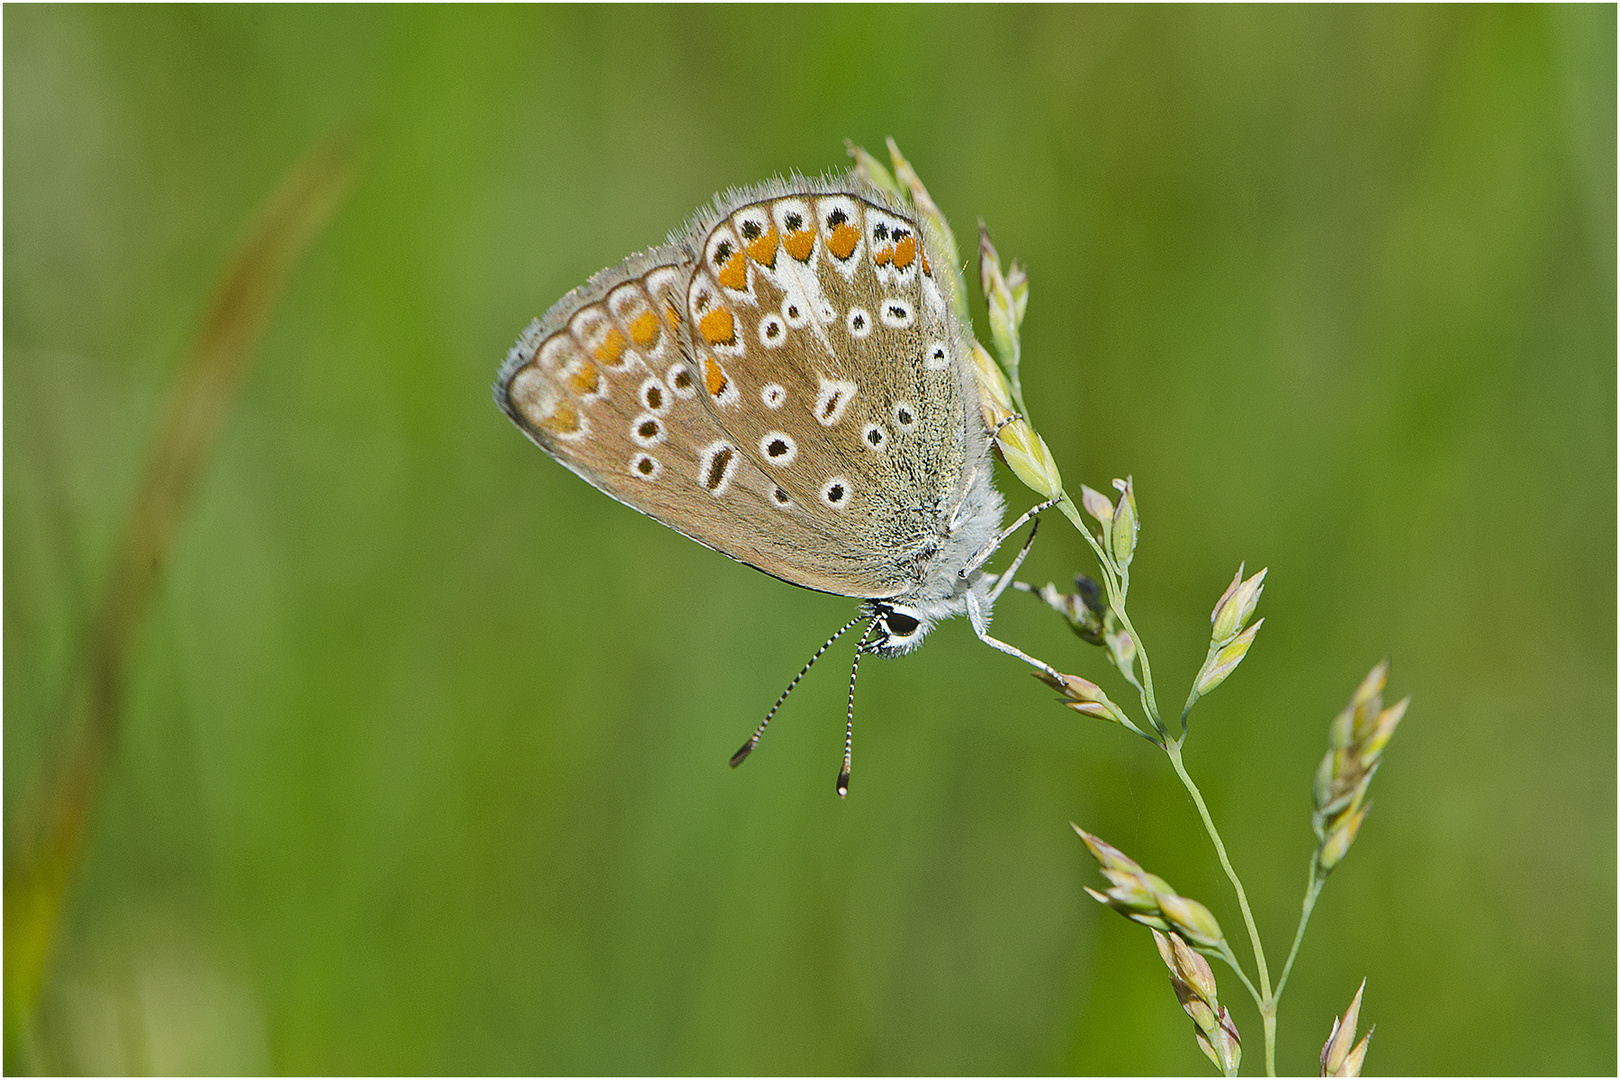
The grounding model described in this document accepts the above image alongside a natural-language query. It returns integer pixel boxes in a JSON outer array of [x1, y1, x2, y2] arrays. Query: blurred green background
[[5, 5, 1614, 1075]]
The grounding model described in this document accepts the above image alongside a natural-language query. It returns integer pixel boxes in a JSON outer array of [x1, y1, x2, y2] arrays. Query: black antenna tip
[[836, 771, 850, 798], [730, 741, 755, 768]]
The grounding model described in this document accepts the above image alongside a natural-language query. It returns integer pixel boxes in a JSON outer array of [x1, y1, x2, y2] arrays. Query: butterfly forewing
[[496, 248, 886, 593], [683, 184, 976, 598]]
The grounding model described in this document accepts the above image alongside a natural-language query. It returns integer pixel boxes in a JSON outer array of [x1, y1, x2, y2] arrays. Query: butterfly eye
[[885, 612, 921, 637]]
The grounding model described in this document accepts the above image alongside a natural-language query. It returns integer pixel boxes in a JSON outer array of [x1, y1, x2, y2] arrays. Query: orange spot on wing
[[593, 327, 626, 366], [704, 356, 729, 396], [565, 360, 600, 396], [921, 249, 932, 276], [784, 229, 815, 261], [698, 307, 736, 346], [717, 251, 748, 291], [746, 227, 779, 266], [629, 309, 660, 347], [665, 302, 681, 327], [828, 222, 859, 260], [542, 401, 580, 435], [872, 243, 893, 266], [893, 235, 916, 269]]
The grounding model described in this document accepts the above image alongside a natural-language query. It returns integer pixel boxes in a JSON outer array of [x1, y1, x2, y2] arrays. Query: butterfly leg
[[965, 589, 1064, 682], [947, 465, 982, 531], [1007, 579, 1043, 599], [989, 517, 1041, 602], [962, 494, 1062, 580]]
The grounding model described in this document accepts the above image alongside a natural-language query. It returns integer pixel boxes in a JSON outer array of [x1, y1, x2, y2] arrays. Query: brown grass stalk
[[4, 133, 360, 1072]]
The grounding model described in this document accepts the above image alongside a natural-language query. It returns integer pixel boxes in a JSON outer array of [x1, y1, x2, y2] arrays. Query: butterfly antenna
[[731, 614, 866, 768], [837, 620, 879, 798]]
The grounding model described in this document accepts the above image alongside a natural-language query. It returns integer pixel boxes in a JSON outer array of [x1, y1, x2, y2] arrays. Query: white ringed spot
[[867, 210, 899, 248], [813, 378, 858, 427], [639, 376, 670, 415], [631, 453, 662, 480], [568, 308, 620, 369], [892, 401, 917, 431], [846, 306, 872, 339], [923, 339, 950, 371], [699, 442, 739, 496], [732, 207, 775, 264], [862, 423, 890, 452], [879, 298, 915, 329], [759, 431, 798, 466], [820, 476, 852, 509], [630, 413, 665, 447], [758, 314, 787, 348], [666, 361, 698, 399], [761, 383, 787, 409], [781, 296, 811, 329]]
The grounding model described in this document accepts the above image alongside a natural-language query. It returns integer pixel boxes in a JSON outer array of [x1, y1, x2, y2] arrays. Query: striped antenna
[[836, 620, 879, 798], [731, 614, 866, 768]]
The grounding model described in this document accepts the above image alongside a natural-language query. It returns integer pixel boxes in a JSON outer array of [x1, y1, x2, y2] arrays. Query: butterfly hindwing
[[495, 247, 888, 595]]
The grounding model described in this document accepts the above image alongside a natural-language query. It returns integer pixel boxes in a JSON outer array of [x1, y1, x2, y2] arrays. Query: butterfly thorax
[[864, 458, 1004, 657]]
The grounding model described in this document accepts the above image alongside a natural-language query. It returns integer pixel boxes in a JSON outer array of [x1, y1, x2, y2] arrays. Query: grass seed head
[[1154, 930, 1241, 1076], [1320, 980, 1372, 1077], [1312, 662, 1408, 874]]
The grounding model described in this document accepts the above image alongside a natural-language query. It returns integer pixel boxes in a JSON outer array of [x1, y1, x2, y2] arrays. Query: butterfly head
[[865, 602, 929, 656], [865, 574, 993, 658]]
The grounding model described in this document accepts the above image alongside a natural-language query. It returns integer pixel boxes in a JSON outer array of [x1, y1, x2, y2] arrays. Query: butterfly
[[495, 173, 1055, 794]]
